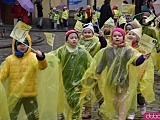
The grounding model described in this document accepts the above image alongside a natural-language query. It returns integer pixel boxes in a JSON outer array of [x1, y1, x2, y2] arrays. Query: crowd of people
[[0, 0, 160, 120]]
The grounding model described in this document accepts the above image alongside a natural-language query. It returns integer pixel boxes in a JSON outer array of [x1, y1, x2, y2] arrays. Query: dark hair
[[104, 0, 111, 4], [93, 24, 99, 34], [139, 17, 152, 26], [147, 0, 156, 8], [123, 0, 128, 4], [66, 32, 78, 41]]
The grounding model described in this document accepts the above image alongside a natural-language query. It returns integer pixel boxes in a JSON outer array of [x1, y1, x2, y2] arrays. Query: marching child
[[62, 6, 69, 30], [102, 17, 115, 43], [127, 28, 155, 120], [53, 30, 92, 120], [81, 28, 151, 120], [79, 23, 101, 57], [54, 10, 60, 29], [0, 34, 47, 120]]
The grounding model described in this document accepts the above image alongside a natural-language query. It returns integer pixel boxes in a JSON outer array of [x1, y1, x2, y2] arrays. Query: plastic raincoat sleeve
[[52, 45, 92, 120], [0, 81, 10, 120], [80, 46, 141, 120], [155, 28, 160, 72], [138, 57, 155, 104], [37, 52, 60, 120]]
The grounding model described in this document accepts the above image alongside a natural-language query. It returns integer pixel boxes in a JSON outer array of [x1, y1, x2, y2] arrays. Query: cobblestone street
[[0, 26, 160, 120]]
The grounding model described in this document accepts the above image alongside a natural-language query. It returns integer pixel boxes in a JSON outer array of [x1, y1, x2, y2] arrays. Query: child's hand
[[99, 30, 103, 37], [35, 50, 43, 57], [143, 53, 151, 59]]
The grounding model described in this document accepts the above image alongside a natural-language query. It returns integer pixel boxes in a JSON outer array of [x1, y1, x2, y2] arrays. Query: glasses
[[82, 23, 93, 28]]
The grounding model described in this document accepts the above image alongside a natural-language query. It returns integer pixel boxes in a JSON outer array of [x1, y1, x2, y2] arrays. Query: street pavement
[[0, 25, 160, 120]]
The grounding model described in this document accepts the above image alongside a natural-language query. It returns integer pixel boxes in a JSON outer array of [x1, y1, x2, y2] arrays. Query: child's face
[[67, 33, 78, 46], [142, 18, 149, 26], [112, 31, 124, 45], [103, 24, 110, 32], [82, 28, 94, 38], [125, 26, 132, 34], [17, 43, 28, 52], [127, 31, 139, 43]]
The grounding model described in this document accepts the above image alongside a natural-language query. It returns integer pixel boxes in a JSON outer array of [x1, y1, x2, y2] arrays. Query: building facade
[[0, 0, 138, 26]]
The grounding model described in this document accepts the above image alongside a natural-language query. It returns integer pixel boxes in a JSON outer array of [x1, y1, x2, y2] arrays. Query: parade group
[[0, 0, 160, 120]]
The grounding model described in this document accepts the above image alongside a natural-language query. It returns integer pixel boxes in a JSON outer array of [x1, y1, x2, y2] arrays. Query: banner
[[69, 0, 87, 10], [139, 34, 157, 52], [74, 20, 83, 32], [121, 3, 135, 15], [10, 21, 31, 43], [44, 33, 55, 47]]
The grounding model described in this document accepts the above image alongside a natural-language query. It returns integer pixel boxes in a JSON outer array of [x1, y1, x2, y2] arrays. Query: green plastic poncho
[[79, 35, 100, 57], [53, 43, 92, 120], [80, 45, 142, 120]]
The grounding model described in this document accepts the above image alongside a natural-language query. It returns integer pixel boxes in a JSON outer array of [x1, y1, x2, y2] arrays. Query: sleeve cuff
[[36, 52, 45, 61]]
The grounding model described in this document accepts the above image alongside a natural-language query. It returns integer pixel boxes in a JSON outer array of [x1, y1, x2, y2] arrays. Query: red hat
[[66, 30, 78, 41], [112, 5, 118, 9], [111, 28, 126, 40]]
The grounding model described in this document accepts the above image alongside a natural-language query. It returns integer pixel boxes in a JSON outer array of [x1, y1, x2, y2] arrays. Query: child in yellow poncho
[[0, 34, 47, 120], [126, 28, 155, 119], [81, 28, 151, 120]]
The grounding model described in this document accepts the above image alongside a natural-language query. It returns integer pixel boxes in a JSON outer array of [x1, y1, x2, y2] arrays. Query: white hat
[[87, 5, 90, 8], [82, 23, 94, 33], [104, 17, 115, 28], [130, 28, 142, 40]]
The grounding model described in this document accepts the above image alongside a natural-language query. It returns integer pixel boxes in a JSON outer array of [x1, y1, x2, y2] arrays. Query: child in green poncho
[[54, 30, 92, 120], [79, 23, 101, 57]]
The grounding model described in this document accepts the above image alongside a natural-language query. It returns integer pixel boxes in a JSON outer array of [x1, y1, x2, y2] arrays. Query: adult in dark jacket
[[99, 0, 113, 29], [35, 0, 44, 29]]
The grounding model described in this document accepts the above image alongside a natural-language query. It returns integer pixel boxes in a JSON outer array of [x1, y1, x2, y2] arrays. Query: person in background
[[85, 5, 92, 23], [62, 6, 69, 30], [123, 0, 129, 4], [48, 7, 56, 29], [141, 0, 156, 15], [112, 5, 120, 27], [54, 10, 60, 29], [11, 0, 29, 25], [74, 7, 83, 22], [93, 24, 107, 49], [139, 12, 157, 39], [34, 0, 44, 29], [99, 0, 113, 29], [125, 20, 140, 34], [101, 17, 115, 43]]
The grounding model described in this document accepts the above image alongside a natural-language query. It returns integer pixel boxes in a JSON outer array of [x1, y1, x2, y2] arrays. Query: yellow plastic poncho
[[79, 35, 101, 57], [0, 35, 59, 120], [155, 28, 160, 72], [0, 81, 10, 120], [126, 30, 155, 113], [80, 45, 142, 120], [53, 43, 92, 120], [134, 42, 155, 104]]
